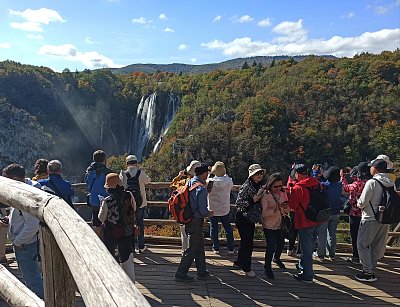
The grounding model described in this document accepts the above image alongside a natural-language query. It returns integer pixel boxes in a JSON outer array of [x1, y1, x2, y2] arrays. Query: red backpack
[[168, 182, 203, 224]]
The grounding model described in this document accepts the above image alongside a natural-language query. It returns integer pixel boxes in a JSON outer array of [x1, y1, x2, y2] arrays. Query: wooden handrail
[[0, 176, 150, 307]]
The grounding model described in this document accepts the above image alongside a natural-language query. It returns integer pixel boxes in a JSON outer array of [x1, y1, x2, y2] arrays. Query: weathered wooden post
[[40, 223, 76, 306]]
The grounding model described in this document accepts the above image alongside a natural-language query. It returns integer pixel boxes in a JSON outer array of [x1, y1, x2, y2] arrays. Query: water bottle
[[377, 206, 385, 223]]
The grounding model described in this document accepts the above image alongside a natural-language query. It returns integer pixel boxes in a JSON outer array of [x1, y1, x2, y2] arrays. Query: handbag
[[244, 201, 262, 223], [280, 214, 294, 239]]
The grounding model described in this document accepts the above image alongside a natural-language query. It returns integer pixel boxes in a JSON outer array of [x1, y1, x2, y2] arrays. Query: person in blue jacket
[[85, 150, 112, 237], [314, 166, 342, 260], [38, 160, 74, 208]]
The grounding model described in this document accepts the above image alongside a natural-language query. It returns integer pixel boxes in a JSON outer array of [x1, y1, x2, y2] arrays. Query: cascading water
[[130, 92, 179, 160]]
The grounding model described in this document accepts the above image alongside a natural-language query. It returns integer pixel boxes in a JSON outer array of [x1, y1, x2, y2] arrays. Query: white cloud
[[178, 44, 187, 50], [237, 15, 253, 23], [213, 15, 222, 22], [27, 34, 43, 40], [272, 19, 308, 43], [258, 18, 271, 27], [341, 12, 355, 19], [10, 21, 43, 32], [132, 17, 148, 24], [191, 58, 197, 63], [85, 37, 101, 44], [38, 44, 122, 69], [0, 42, 11, 48], [159, 13, 167, 20], [163, 27, 174, 32], [369, 0, 400, 15], [201, 28, 400, 58]]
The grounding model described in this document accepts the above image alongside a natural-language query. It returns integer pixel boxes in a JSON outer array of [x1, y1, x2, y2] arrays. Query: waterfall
[[130, 92, 179, 160]]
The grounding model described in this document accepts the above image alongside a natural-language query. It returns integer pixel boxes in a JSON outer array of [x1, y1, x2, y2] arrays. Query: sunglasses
[[255, 171, 264, 176], [272, 185, 283, 188]]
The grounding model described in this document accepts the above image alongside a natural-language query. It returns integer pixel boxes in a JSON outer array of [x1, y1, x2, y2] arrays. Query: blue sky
[[0, 0, 399, 72]]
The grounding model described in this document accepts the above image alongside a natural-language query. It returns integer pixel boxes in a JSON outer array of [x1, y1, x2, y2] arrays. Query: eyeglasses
[[272, 185, 283, 188], [255, 171, 264, 176]]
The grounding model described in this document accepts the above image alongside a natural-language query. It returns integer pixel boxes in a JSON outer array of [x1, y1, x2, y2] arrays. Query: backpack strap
[[125, 169, 141, 180], [369, 178, 386, 216]]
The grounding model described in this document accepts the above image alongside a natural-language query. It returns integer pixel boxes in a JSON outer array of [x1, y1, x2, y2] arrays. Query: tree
[[242, 61, 250, 69]]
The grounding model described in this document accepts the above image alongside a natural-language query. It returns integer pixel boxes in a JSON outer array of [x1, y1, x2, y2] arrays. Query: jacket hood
[[86, 162, 106, 173], [373, 173, 395, 187], [296, 176, 319, 188]]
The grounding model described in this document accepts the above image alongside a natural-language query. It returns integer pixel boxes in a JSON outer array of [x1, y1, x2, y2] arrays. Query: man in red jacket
[[289, 164, 320, 283]]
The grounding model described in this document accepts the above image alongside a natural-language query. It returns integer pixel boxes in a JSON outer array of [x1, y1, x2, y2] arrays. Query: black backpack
[[300, 185, 331, 223], [125, 170, 143, 207], [370, 179, 400, 224]]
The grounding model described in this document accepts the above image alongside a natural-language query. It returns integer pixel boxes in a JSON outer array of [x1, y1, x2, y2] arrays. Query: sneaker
[[273, 259, 286, 269], [313, 252, 325, 261], [175, 275, 194, 282], [245, 270, 256, 278], [329, 256, 335, 261], [287, 249, 297, 257], [355, 271, 377, 282], [212, 249, 220, 255], [197, 271, 211, 280], [295, 263, 303, 273], [139, 246, 147, 253], [228, 250, 235, 255], [346, 257, 360, 263], [265, 269, 274, 279], [233, 260, 241, 269], [294, 273, 313, 283]]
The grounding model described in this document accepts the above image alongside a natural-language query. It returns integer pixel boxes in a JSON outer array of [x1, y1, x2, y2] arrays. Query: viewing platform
[[1, 244, 400, 306]]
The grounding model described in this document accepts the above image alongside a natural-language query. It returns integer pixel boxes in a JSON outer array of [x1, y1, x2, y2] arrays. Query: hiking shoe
[[294, 273, 313, 283], [273, 259, 286, 269], [245, 270, 256, 278], [212, 249, 220, 255], [355, 271, 377, 282], [139, 246, 147, 253], [346, 257, 360, 264], [287, 249, 297, 257], [175, 275, 194, 282], [197, 271, 211, 280], [265, 269, 274, 279]]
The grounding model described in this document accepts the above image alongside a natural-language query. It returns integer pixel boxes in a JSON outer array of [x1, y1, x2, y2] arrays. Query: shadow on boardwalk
[[135, 245, 400, 307], [1, 244, 399, 306]]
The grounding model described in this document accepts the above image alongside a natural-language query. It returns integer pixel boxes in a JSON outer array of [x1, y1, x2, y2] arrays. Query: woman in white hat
[[234, 164, 265, 278]]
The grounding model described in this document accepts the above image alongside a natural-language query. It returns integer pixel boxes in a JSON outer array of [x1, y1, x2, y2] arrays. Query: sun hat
[[126, 155, 138, 163], [211, 161, 226, 177], [104, 173, 122, 189], [370, 155, 393, 170], [186, 160, 201, 176], [248, 164, 266, 178]]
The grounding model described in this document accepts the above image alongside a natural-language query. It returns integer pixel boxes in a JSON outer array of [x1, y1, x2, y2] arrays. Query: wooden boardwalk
[[1, 244, 400, 306]]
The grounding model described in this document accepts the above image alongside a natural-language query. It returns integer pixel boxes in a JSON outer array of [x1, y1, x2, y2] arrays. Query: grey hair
[[47, 160, 62, 174]]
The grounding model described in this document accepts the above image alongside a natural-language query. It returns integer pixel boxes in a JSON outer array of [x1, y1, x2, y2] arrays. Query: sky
[[0, 0, 399, 72]]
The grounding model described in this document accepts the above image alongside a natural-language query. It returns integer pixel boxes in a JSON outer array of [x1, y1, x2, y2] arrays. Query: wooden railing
[[72, 182, 400, 252], [0, 177, 150, 307]]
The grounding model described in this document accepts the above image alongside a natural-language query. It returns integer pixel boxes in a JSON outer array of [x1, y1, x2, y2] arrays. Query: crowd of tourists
[[0, 150, 398, 299]]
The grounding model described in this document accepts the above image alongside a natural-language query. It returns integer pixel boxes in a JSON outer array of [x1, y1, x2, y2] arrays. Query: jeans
[[349, 215, 361, 258], [235, 211, 255, 272], [316, 214, 340, 257], [14, 241, 44, 299], [135, 207, 145, 249], [209, 214, 235, 251], [263, 228, 284, 269], [176, 218, 207, 278], [298, 226, 318, 281]]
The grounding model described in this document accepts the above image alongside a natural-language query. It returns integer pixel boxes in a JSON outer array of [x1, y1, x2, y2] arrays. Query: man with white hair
[[38, 160, 74, 208]]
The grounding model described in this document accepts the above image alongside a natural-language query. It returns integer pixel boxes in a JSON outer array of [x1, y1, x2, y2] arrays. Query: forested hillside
[[0, 51, 399, 182]]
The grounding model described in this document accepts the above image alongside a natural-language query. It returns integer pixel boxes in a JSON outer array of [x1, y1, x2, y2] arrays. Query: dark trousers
[[235, 211, 255, 272], [104, 234, 133, 263], [350, 215, 361, 258], [176, 218, 207, 278], [263, 228, 284, 269]]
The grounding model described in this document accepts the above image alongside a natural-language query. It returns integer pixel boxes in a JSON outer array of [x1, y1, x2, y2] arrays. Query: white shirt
[[207, 175, 234, 216]]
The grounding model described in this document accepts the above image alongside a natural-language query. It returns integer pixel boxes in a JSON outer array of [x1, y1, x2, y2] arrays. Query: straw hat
[[104, 173, 122, 189], [211, 161, 226, 177], [186, 160, 201, 176]]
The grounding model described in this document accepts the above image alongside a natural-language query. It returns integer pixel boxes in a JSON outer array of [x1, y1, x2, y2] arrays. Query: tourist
[[234, 164, 265, 278], [85, 150, 112, 238], [355, 159, 394, 282], [98, 173, 136, 282], [207, 161, 235, 254], [261, 173, 289, 279], [289, 164, 320, 283], [314, 166, 342, 260], [170, 160, 201, 254], [341, 162, 371, 263], [119, 155, 151, 253], [32, 159, 49, 181], [175, 163, 213, 282]]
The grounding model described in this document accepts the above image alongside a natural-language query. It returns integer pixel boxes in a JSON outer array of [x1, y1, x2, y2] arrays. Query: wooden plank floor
[[1, 244, 400, 306]]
